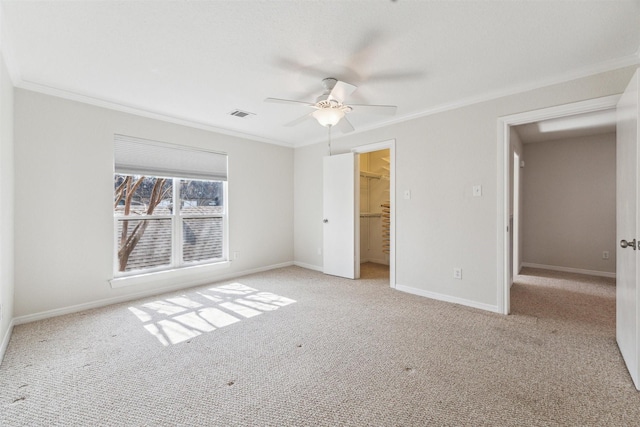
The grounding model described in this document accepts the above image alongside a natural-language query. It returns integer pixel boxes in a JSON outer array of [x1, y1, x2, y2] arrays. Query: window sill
[[109, 261, 231, 289]]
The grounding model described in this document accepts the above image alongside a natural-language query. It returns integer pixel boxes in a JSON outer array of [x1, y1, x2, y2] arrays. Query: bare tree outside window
[[114, 175, 172, 271]]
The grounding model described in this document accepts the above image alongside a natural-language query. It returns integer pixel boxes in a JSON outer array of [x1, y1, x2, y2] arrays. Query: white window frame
[[113, 175, 228, 278]]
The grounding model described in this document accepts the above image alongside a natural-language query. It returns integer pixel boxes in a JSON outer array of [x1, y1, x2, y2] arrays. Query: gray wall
[[4, 64, 635, 325], [293, 66, 635, 311], [522, 133, 616, 274], [13, 89, 294, 318]]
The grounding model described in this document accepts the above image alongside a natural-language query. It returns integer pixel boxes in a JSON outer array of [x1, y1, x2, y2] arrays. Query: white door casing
[[616, 70, 640, 390], [323, 153, 358, 279], [512, 152, 521, 280], [497, 95, 620, 315], [352, 139, 397, 288]]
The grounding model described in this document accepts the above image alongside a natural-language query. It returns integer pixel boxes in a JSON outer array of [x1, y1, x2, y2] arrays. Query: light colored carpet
[[1, 264, 639, 426]]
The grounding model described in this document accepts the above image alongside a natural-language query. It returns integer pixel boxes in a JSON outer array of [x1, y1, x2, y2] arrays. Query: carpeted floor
[[1, 264, 639, 426]]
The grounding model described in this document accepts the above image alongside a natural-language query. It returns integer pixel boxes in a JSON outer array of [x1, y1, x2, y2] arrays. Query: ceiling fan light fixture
[[266, 77, 396, 131], [312, 107, 345, 127]]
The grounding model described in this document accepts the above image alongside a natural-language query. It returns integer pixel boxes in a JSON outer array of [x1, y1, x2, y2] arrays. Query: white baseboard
[[293, 261, 323, 272], [521, 262, 616, 279], [13, 261, 294, 326], [0, 319, 15, 366], [395, 283, 500, 314]]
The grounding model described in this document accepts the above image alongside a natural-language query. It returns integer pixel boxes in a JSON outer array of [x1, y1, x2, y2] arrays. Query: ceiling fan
[[265, 77, 397, 133]]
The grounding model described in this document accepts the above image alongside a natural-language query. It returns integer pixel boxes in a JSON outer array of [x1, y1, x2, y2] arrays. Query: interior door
[[323, 153, 359, 279], [616, 69, 640, 390]]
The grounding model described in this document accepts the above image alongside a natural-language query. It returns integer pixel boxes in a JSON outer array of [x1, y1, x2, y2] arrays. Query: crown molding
[[405, 53, 640, 120], [296, 53, 640, 148], [14, 79, 294, 148], [5, 42, 639, 150]]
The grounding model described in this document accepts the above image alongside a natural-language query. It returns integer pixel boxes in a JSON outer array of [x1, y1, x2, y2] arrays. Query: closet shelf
[[360, 212, 382, 218], [381, 201, 391, 254], [360, 171, 382, 179]]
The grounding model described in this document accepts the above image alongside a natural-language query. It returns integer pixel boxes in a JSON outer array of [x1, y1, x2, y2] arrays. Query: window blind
[[114, 134, 228, 181]]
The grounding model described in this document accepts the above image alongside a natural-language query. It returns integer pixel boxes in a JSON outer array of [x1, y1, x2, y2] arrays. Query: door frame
[[512, 150, 521, 280], [496, 95, 620, 314], [352, 139, 396, 288]]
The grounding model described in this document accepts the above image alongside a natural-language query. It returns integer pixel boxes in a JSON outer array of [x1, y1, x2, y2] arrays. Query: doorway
[[497, 95, 620, 314], [499, 78, 640, 390], [353, 140, 396, 287], [512, 117, 616, 284], [322, 140, 396, 285], [358, 149, 390, 280]]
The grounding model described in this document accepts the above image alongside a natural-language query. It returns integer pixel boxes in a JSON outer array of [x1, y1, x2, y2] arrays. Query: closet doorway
[[353, 140, 395, 287]]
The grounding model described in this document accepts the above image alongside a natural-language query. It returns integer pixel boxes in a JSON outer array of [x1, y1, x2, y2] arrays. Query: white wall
[[293, 66, 636, 312], [0, 48, 14, 357], [293, 143, 325, 270], [522, 133, 616, 274], [13, 89, 294, 318]]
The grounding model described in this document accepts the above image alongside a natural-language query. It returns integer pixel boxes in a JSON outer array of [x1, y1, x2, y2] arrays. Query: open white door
[[323, 153, 359, 279], [616, 69, 640, 390]]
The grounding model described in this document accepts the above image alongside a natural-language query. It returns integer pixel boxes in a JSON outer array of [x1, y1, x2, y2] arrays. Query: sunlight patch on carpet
[[128, 282, 296, 346]]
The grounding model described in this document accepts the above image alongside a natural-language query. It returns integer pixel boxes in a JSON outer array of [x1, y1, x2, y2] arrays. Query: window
[[113, 135, 228, 277]]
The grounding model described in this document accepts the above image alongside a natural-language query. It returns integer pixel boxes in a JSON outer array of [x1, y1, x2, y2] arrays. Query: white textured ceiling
[[1, 1, 639, 147]]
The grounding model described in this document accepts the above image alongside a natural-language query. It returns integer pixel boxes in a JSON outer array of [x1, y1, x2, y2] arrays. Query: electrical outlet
[[453, 268, 462, 279], [233, 251, 240, 260], [603, 251, 610, 260]]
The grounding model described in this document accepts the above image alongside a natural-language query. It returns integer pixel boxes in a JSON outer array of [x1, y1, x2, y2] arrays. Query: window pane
[[179, 179, 224, 215], [116, 218, 172, 272], [114, 174, 173, 217], [183, 217, 223, 262]]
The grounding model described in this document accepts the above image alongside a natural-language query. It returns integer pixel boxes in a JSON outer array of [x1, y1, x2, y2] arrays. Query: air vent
[[228, 109, 255, 118]]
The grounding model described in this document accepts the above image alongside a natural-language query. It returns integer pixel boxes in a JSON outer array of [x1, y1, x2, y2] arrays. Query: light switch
[[473, 185, 482, 197], [404, 190, 411, 200]]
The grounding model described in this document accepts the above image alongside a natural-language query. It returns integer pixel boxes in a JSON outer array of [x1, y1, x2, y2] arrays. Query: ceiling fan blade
[[366, 70, 426, 83], [337, 116, 355, 133], [264, 97, 315, 107], [271, 56, 330, 81], [349, 104, 397, 116], [284, 112, 313, 127], [329, 80, 357, 103]]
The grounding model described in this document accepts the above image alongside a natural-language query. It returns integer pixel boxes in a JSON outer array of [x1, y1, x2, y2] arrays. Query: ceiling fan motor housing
[[321, 77, 338, 91], [316, 77, 339, 103]]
